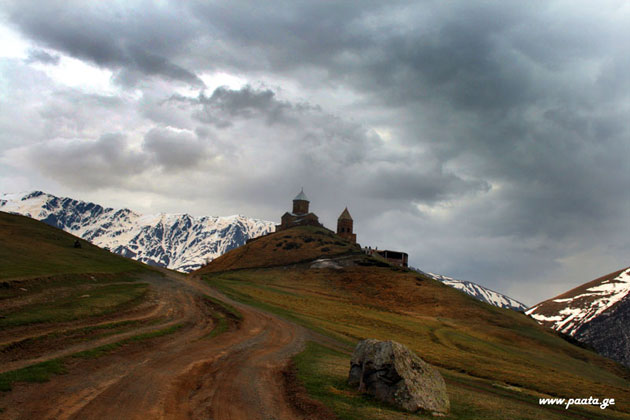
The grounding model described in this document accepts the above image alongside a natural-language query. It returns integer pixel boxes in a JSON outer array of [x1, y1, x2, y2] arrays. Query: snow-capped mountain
[[526, 267, 630, 367], [412, 268, 527, 311], [0, 191, 275, 272]]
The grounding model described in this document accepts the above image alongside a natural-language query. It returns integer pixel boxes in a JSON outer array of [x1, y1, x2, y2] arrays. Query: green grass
[[0, 319, 154, 355], [0, 359, 67, 392], [0, 272, 141, 302], [0, 212, 149, 280], [203, 294, 243, 321], [71, 342, 122, 359], [293, 342, 411, 420], [200, 295, 243, 339], [72, 323, 185, 359], [0, 283, 149, 327], [126, 323, 184, 342], [205, 276, 353, 346], [204, 264, 630, 417], [0, 323, 185, 391], [204, 317, 229, 339], [294, 342, 627, 420]]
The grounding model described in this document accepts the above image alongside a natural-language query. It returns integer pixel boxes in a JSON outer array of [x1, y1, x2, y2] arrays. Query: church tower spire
[[337, 207, 356, 243]]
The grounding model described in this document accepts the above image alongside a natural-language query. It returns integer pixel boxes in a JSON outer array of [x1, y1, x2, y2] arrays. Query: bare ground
[[0, 271, 338, 420]]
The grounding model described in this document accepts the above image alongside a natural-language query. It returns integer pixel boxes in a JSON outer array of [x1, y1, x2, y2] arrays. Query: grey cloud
[[26, 48, 59, 65], [23, 127, 212, 190], [171, 86, 310, 127], [28, 133, 148, 188], [143, 127, 210, 170], [6, 1, 204, 86], [364, 166, 490, 204], [4, 1, 630, 303]]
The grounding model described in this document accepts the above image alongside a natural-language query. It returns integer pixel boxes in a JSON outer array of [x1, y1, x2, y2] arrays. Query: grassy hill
[[0, 211, 145, 280], [194, 225, 361, 274], [200, 226, 630, 420], [0, 211, 154, 330]]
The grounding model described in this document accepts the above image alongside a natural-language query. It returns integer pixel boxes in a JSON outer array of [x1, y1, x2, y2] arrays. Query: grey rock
[[348, 339, 449, 415]]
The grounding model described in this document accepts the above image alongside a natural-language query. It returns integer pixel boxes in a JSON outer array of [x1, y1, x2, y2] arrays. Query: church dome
[[293, 188, 309, 202]]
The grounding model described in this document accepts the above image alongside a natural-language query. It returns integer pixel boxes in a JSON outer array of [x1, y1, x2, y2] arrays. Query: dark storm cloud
[[25, 48, 59, 65], [364, 166, 490, 204], [4, 1, 630, 303], [6, 1, 204, 86], [171, 86, 304, 128]]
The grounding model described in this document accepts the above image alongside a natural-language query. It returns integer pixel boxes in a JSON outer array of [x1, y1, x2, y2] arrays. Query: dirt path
[[0, 272, 331, 420]]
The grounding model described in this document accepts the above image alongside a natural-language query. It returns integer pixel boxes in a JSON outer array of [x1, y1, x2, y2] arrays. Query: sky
[[1, 1, 630, 305]]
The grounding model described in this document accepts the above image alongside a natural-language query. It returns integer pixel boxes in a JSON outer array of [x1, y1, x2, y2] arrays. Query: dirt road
[[0, 271, 332, 420]]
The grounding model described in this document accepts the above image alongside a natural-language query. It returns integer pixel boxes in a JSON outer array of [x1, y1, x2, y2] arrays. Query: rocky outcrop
[[574, 295, 630, 368], [348, 339, 449, 415]]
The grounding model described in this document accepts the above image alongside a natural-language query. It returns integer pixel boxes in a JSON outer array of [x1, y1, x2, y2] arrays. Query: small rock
[[348, 338, 449, 415], [310, 258, 342, 269]]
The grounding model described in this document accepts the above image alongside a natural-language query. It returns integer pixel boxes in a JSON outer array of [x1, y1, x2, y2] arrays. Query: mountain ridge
[[526, 266, 630, 367], [2, 190, 531, 312], [0, 191, 275, 272], [412, 268, 527, 311]]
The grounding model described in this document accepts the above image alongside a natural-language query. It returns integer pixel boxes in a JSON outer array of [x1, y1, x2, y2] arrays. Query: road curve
[[0, 271, 328, 420]]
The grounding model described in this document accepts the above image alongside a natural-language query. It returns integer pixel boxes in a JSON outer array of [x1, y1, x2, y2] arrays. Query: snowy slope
[[412, 269, 527, 311], [526, 267, 630, 336], [526, 267, 630, 367], [0, 191, 275, 272]]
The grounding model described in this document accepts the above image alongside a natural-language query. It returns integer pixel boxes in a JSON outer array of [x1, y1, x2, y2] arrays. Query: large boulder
[[348, 339, 449, 415]]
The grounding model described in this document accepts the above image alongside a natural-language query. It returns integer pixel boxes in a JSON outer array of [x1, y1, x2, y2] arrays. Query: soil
[[0, 271, 337, 420]]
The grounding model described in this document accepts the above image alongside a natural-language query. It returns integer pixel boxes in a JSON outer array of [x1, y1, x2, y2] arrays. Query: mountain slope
[[198, 226, 630, 419], [0, 211, 155, 333], [0, 211, 146, 279], [413, 269, 527, 311], [0, 191, 275, 272], [526, 267, 630, 367]]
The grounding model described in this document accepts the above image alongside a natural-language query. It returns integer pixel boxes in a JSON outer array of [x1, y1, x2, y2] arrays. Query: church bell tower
[[337, 207, 356, 243]]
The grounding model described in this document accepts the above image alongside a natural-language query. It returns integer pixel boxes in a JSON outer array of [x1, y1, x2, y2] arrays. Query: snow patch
[[527, 268, 630, 336], [412, 269, 527, 311]]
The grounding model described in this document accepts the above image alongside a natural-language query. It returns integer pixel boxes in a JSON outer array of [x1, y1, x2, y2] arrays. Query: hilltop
[[199, 225, 630, 420], [194, 225, 360, 274]]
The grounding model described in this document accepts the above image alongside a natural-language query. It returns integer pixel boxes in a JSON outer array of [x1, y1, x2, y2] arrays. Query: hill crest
[[194, 225, 361, 274]]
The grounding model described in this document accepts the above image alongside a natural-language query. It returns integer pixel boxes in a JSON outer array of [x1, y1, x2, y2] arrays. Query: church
[[276, 188, 357, 244]]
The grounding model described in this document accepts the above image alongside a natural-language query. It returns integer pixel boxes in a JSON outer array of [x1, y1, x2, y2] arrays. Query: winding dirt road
[[0, 271, 333, 420]]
